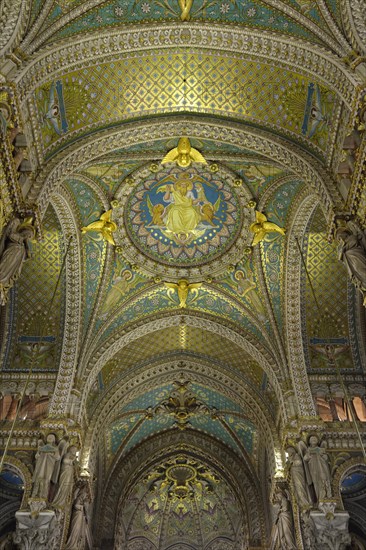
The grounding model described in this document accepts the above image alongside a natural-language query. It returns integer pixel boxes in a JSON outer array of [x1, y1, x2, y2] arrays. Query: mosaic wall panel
[[119, 455, 241, 549], [98, 325, 263, 389], [261, 180, 304, 329], [303, 206, 355, 370], [5, 206, 65, 371], [94, 280, 265, 346], [81, 160, 144, 195], [34, 53, 339, 158], [65, 178, 107, 336], [40, 0, 323, 46], [106, 381, 256, 459], [225, 161, 286, 199]]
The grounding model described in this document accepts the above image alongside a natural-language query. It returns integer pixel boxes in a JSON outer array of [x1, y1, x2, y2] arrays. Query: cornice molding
[[14, 24, 360, 105]]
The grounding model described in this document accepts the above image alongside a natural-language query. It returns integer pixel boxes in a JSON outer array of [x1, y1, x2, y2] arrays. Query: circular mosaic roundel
[[116, 164, 251, 280]]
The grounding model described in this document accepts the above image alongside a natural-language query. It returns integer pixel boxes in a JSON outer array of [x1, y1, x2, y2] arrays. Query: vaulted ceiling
[[1, 0, 366, 547]]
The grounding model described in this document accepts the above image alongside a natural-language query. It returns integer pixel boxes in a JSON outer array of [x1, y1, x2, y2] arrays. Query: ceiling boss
[[111, 138, 252, 282]]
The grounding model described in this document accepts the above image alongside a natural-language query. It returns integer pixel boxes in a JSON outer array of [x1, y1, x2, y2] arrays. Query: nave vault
[[0, 0, 366, 548]]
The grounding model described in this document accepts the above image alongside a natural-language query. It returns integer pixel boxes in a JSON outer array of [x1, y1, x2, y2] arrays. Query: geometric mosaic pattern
[[6, 205, 65, 371], [42, 0, 326, 47], [34, 53, 337, 156], [304, 206, 354, 370], [99, 325, 265, 390]]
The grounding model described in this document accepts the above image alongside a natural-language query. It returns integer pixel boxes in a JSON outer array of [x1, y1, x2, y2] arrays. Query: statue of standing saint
[[286, 446, 312, 508], [65, 481, 90, 550], [303, 435, 332, 502], [31, 434, 60, 500], [52, 446, 78, 508], [0, 217, 35, 305], [273, 487, 297, 550]]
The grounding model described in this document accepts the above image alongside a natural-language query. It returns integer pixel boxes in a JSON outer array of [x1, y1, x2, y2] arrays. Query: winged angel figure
[[161, 137, 207, 168], [249, 211, 286, 246], [164, 279, 202, 308], [81, 210, 117, 246]]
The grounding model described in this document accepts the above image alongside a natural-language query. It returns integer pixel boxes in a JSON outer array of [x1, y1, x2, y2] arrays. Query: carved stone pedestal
[[308, 502, 351, 550], [14, 510, 59, 550]]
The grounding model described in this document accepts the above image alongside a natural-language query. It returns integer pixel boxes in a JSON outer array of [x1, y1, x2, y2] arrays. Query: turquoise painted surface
[[284, 0, 325, 25], [96, 285, 265, 347], [189, 415, 244, 455], [28, 0, 44, 27], [80, 160, 145, 196], [190, 383, 241, 412], [225, 162, 286, 199], [261, 179, 303, 328], [110, 412, 145, 453], [66, 178, 106, 335], [122, 414, 175, 455], [42, 0, 322, 45], [120, 385, 173, 411], [108, 381, 255, 456], [222, 413, 255, 453]]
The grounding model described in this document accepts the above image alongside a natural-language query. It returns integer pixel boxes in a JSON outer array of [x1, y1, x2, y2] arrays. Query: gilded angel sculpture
[[81, 210, 117, 245], [161, 137, 206, 168], [164, 279, 202, 308], [178, 0, 193, 20], [249, 211, 286, 246]]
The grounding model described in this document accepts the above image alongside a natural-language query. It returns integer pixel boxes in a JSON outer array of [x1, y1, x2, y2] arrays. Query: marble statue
[[31, 434, 60, 500], [336, 225, 366, 306], [274, 488, 297, 550], [286, 446, 311, 508], [52, 446, 78, 508], [65, 482, 90, 550], [0, 218, 35, 305], [303, 435, 332, 502]]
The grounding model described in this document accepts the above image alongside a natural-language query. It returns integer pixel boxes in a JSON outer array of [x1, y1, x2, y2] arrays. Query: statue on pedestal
[[303, 435, 332, 503], [52, 446, 78, 509], [31, 434, 60, 500], [286, 446, 312, 508]]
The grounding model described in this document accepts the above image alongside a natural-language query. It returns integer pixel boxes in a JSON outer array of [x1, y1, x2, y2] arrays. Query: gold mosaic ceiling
[[3, 0, 365, 515]]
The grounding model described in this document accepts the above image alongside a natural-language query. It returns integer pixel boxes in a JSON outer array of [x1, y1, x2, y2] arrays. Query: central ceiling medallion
[[115, 157, 251, 281], [146, 455, 220, 500]]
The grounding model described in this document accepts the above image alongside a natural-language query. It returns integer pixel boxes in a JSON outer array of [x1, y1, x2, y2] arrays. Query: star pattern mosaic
[[34, 54, 338, 157], [38, 0, 327, 47], [303, 206, 355, 370], [4, 206, 65, 371]]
